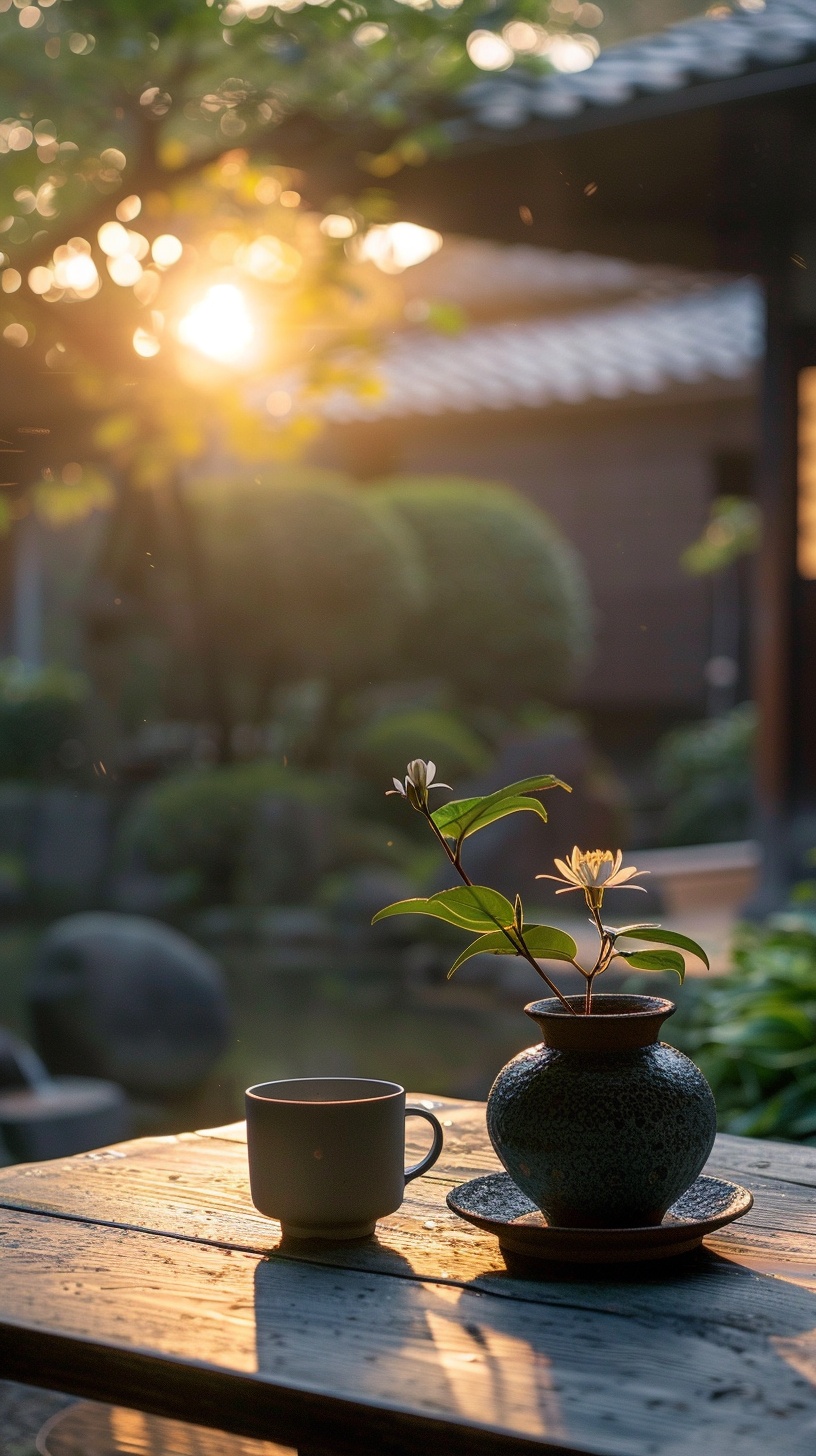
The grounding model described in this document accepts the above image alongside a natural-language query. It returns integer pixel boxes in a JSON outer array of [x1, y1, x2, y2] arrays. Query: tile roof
[[461, 0, 816, 133], [399, 238, 704, 321], [322, 278, 763, 422]]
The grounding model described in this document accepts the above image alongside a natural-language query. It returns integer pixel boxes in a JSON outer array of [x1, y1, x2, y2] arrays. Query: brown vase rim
[[525, 995, 676, 1051], [526, 995, 676, 1020]]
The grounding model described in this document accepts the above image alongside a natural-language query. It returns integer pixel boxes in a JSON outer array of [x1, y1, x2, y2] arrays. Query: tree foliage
[[0, 0, 582, 505], [0, 0, 718, 507]]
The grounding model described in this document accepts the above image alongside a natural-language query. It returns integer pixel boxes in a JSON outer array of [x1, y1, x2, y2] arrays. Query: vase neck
[[525, 995, 676, 1051]]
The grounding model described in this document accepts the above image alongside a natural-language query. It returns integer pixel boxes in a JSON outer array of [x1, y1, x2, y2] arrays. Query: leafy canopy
[[0, 0, 592, 504]]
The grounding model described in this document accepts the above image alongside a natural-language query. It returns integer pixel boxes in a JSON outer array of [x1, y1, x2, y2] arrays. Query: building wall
[[321, 387, 758, 717]]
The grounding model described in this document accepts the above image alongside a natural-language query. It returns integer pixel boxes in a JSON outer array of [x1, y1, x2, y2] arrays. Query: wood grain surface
[[0, 1098, 813, 1456]]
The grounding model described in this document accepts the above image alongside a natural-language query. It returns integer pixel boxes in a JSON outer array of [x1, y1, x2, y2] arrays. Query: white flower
[[387, 758, 450, 810]]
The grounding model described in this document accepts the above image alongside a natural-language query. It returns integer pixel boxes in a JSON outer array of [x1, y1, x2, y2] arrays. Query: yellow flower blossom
[[537, 847, 648, 910]]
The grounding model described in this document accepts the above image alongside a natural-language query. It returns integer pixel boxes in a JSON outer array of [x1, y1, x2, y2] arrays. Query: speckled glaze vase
[[486, 995, 717, 1228]]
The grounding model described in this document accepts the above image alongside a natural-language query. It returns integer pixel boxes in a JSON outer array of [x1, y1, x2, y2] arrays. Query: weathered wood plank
[[0, 1206, 815, 1456], [0, 1128, 813, 1344], [195, 1110, 816, 1192], [711, 1133, 816, 1189], [0, 1125, 813, 1284], [0, 1100, 813, 1309]]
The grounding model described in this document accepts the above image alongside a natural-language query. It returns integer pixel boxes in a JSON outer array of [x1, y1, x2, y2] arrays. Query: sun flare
[[177, 283, 255, 366]]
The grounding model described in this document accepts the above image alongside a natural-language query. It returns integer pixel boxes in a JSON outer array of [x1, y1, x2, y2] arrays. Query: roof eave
[[459, 54, 816, 155]]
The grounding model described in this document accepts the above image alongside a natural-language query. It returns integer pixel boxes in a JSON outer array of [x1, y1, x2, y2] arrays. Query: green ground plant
[[0, 660, 89, 780], [672, 916, 816, 1141], [654, 702, 756, 846]]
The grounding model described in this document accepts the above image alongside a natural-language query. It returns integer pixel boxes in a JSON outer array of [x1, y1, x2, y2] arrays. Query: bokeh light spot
[[116, 195, 142, 223], [151, 234, 183, 267], [466, 30, 514, 70], [265, 390, 291, 417], [98, 221, 131, 257], [320, 214, 356, 239], [108, 254, 143, 286], [133, 328, 161, 358], [359, 222, 442, 274], [28, 266, 53, 294], [239, 235, 300, 283]]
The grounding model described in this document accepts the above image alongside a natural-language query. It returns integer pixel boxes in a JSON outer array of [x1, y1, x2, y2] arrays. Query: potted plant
[[374, 760, 717, 1228]]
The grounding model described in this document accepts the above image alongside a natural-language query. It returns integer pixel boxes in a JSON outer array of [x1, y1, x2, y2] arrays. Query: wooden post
[[749, 256, 799, 911], [751, 110, 816, 909]]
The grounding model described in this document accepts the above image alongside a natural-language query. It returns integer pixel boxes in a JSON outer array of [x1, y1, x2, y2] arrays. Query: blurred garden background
[[2, 0, 815, 1173]]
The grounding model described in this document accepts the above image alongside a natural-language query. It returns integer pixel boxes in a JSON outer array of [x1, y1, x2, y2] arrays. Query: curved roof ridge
[[461, 0, 816, 133], [322, 277, 764, 422]]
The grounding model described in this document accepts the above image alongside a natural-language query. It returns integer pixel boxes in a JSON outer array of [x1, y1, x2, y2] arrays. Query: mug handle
[[404, 1106, 444, 1182]]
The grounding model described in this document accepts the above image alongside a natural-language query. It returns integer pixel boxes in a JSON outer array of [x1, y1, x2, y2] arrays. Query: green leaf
[[522, 925, 578, 960], [447, 929, 518, 976], [447, 923, 578, 978], [612, 926, 709, 970], [373, 884, 515, 932], [616, 948, 686, 981], [430, 885, 516, 929], [431, 775, 570, 845]]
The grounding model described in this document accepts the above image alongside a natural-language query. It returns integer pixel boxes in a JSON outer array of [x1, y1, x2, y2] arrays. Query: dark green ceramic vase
[[486, 995, 717, 1228]]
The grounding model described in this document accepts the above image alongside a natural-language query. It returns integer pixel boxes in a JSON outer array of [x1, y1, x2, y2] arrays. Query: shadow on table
[[253, 1243, 816, 1456]]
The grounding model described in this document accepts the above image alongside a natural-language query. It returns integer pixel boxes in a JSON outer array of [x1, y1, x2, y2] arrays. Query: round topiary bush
[[190, 470, 425, 703], [345, 706, 490, 789], [0, 661, 88, 780], [368, 477, 591, 706], [119, 760, 331, 904]]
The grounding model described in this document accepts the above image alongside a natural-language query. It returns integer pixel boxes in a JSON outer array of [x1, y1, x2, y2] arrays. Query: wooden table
[[0, 1098, 813, 1456]]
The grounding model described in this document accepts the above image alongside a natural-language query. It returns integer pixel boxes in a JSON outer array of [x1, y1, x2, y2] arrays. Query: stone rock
[[29, 913, 231, 1099]]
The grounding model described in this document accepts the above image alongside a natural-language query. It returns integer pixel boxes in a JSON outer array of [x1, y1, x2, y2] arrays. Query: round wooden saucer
[[447, 1172, 753, 1266]]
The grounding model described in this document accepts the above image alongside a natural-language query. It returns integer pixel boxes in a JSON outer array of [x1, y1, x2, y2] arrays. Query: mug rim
[[246, 1076, 405, 1106]]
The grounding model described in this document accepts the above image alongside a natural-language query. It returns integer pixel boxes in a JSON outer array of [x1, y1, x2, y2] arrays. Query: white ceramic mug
[[245, 1076, 444, 1240]]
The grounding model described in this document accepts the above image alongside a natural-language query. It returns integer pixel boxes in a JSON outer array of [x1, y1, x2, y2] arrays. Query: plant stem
[[421, 804, 578, 1015], [582, 902, 617, 1014]]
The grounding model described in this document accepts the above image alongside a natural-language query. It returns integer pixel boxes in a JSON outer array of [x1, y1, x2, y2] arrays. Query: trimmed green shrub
[[190, 471, 425, 709], [345, 707, 490, 789], [673, 916, 816, 1140], [120, 760, 331, 902], [654, 702, 755, 846], [368, 477, 591, 706], [0, 660, 88, 780]]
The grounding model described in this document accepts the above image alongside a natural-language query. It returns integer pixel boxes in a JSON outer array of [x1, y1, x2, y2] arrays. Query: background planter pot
[[486, 995, 717, 1228]]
